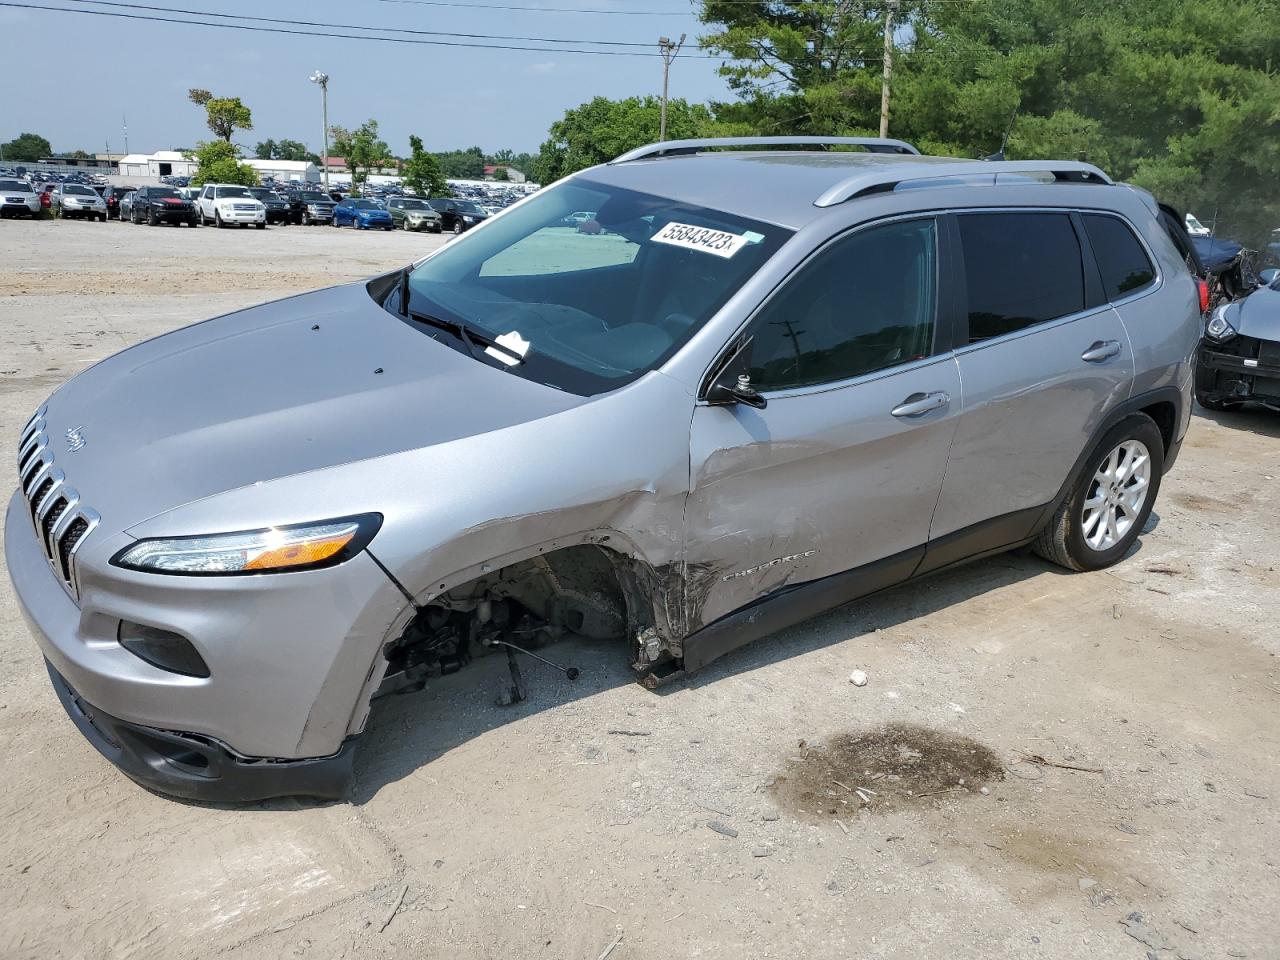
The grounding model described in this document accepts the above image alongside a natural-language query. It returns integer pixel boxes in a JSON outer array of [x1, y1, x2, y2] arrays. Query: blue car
[[333, 198, 393, 230]]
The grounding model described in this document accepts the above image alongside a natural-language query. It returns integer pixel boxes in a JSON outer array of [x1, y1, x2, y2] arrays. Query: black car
[[1196, 268, 1280, 411], [102, 185, 135, 220], [248, 187, 290, 225], [129, 186, 199, 227], [280, 187, 337, 225], [427, 197, 490, 235]]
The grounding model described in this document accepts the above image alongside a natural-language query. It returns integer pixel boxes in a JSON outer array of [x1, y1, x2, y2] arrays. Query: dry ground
[[1, 217, 1278, 960]]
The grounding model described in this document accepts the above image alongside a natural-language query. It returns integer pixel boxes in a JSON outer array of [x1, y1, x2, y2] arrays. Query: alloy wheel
[[1081, 439, 1152, 552]]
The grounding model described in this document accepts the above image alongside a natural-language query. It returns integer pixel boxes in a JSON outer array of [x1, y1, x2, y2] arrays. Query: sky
[[0, 0, 728, 158]]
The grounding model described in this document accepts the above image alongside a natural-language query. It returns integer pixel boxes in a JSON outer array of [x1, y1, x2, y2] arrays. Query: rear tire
[[1033, 414, 1165, 572]]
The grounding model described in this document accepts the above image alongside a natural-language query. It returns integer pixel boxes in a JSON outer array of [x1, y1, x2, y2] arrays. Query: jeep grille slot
[[15, 409, 101, 600]]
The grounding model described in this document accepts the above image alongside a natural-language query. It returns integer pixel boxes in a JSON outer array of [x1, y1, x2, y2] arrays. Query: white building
[[116, 150, 198, 179], [243, 158, 320, 184]]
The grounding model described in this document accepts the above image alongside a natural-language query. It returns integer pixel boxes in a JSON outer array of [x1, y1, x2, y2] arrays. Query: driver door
[[684, 216, 961, 633]]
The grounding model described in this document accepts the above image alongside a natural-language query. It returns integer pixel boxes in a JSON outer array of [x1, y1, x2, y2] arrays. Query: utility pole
[[658, 33, 686, 143], [310, 71, 330, 193], [879, 0, 898, 138], [122, 113, 129, 155]]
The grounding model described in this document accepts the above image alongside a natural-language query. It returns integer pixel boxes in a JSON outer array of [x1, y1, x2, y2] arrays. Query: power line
[[367, 0, 696, 14], [64, 0, 659, 46], [0, 1, 726, 56]]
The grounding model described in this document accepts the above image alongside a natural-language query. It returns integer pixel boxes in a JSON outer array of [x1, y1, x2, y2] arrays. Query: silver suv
[[6, 137, 1200, 802]]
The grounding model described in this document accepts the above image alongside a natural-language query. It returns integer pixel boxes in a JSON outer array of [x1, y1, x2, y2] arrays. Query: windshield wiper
[[407, 309, 526, 365]]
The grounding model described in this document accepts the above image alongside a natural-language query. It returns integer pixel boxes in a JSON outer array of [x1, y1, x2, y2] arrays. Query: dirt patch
[[1173, 491, 1246, 513], [769, 723, 1004, 819]]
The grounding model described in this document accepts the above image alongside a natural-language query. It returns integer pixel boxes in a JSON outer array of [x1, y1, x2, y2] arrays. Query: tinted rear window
[[0, 180, 27, 191], [959, 213, 1085, 342], [1083, 214, 1156, 299]]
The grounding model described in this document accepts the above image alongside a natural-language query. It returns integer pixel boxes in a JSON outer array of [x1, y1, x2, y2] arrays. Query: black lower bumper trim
[[46, 662, 354, 802]]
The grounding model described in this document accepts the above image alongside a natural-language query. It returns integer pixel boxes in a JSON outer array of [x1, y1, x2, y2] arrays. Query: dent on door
[[683, 354, 963, 634]]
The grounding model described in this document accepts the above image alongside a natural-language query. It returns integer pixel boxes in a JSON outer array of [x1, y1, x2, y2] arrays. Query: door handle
[[1081, 340, 1122, 363], [891, 391, 950, 418]]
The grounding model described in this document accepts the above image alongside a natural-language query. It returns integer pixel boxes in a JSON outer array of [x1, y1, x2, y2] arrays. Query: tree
[[187, 140, 260, 187], [402, 135, 448, 198], [329, 120, 391, 191], [1, 132, 52, 162], [533, 96, 714, 184], [434, 147, 486, 179], [487, 148, 515, 165], [255, 138, 319, 164], [188, 88, 253, 143], [696, 0, 1280, 246], [491, 166, 510, 181]]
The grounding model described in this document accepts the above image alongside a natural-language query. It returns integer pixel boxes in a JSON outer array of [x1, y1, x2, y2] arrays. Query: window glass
[[403, 178, 789, 395], [959, 213, 1084, 342], [1083, 214, 1156, 299], [747, 219, 938, 390]]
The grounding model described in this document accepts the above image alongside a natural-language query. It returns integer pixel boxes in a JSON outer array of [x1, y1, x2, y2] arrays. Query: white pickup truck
[[197, 183, 266, 228]]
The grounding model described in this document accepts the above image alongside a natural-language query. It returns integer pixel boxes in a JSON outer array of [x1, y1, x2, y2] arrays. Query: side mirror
[[705, 340, 767, 409], [1259, 268, 1280, 287]]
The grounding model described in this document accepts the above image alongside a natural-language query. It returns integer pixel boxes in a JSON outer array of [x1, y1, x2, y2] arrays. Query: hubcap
[[1082, 439, 1151, 552]]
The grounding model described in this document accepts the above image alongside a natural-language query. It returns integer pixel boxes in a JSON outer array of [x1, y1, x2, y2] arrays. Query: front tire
[[1033, 414, 1165, 572], [452, 221, 463, 236], [215, 211, 224, 228]]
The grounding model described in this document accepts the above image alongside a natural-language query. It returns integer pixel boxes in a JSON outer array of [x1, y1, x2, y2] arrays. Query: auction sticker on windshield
[[651, 221, 756, 259]]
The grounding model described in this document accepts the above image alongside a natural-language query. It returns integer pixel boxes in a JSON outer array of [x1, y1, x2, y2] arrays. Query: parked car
[[333, 197, 393, 230], [197, 184, 266, 228], [248, 187, 290, 225], [101, 185, 135, 220], [116, 190, 135, 222], [428, 197, 489, 235], [386, 197, 442, 232], [50, 183, 107, 221], [281, 187, 336, 225], [5, 137, 1200, 803], [0, 177, 40, 218], [1184, 212, 1212, 237], [130, 186, 199, 227], [1195, 267, 1280, 411]]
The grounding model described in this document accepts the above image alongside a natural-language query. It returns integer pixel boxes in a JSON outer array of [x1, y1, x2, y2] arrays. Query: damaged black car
[[1196, 267, 1280, 411]]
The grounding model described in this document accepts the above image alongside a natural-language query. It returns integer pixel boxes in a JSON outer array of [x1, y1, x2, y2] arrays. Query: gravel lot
[[1, 217, 1278, 960]]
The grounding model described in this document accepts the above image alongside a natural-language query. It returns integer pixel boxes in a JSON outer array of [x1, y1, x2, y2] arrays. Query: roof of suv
[[583, 140, 1113, 232]]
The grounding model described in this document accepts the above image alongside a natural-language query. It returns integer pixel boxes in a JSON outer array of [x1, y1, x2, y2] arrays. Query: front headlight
[[1205, 305, 1237, 342], [112, 514, 381, 575]]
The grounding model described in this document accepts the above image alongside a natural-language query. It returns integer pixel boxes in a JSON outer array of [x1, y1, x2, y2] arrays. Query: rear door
[[684, 216, 962, 633], [923, 210, 1134, 568]]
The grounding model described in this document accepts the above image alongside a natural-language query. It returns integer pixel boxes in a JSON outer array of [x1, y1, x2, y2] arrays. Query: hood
[[1231, 285, 1280, 341], [39, 283, 586, 532]]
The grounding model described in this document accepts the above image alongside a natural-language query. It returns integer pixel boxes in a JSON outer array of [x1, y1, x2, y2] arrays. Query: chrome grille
[[17, 405, 100, 600]]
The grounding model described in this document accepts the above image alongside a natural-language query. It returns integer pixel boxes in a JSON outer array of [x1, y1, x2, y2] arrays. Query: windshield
[[353, 199, 380, 209], [150, 187, 180, 199], [249, 188, 279, 201], [298, 191, 329, 202], [400, 199, 429, 210], [400, 178, 790, 395], [65, 185, 96, 196], [452, 200, 483, 214], [215, 186, 251, 199], [0, 180, 28, 191]]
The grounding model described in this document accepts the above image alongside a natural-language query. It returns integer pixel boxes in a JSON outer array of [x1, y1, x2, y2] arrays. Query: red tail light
[[1196, 278, 1210, 314]]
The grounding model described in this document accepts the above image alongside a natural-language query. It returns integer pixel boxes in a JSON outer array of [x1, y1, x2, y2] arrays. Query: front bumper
[[145, 205, 197, 223], [356, 217, 392, 229], [47, 662, 354, 801], [1197, 338, 1280, 405], [217, 208, 266, 223], [5, 489, 406, 799], [405, 218, 442, 232], [1, 198, 39, 214]]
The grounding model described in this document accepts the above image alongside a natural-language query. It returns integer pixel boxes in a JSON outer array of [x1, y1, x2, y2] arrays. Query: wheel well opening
[[1139, 400, 1176, 455], [373, 544, 664, 700]]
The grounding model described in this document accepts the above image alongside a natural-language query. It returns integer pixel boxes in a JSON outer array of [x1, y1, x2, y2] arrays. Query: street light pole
[[309, 71, 330, 193], [658, 34, 686, 143]]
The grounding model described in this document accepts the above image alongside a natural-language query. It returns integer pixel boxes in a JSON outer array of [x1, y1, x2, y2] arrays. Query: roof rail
[[610, 136, 921, 164], [814, 159, 1112, 207]]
